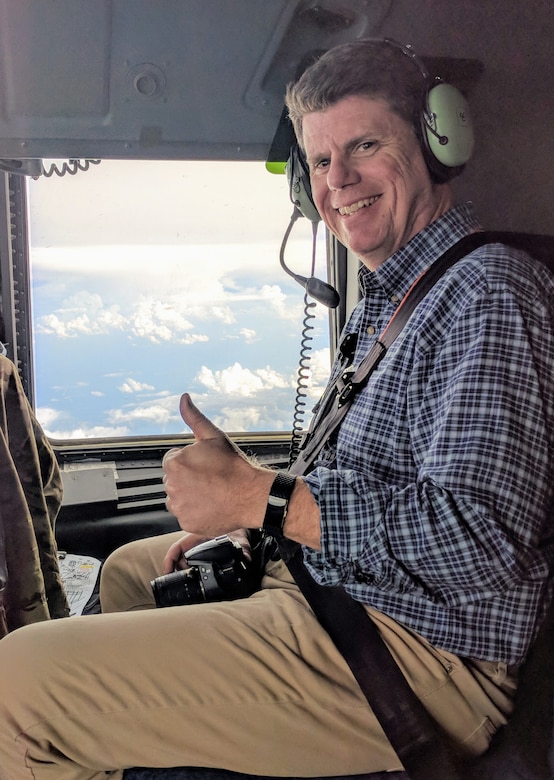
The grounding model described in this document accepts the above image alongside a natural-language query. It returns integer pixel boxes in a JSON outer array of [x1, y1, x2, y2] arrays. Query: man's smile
[[336, 194, 381, 216]]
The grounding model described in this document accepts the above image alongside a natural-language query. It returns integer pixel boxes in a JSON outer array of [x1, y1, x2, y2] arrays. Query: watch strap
[[262, 471, 297, 536]]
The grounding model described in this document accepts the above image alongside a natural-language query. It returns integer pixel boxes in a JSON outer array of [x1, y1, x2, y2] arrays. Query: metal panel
[[0, 171, 33, 399], [0, 0, 391, 160]]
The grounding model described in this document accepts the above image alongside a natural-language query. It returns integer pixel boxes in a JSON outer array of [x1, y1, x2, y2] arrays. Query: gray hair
[[285, 39, 426, 148]]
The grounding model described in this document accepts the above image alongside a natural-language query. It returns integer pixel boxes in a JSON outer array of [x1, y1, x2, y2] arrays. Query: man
[[0, 39, 553, 780]]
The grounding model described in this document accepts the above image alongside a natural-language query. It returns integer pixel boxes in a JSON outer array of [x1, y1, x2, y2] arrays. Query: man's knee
[[100, 538, 157, 612]]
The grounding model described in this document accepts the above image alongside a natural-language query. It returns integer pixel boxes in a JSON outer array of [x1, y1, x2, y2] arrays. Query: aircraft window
[[27, 161, 330, 439]]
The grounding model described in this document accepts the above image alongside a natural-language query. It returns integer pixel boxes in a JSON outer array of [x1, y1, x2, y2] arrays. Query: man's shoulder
[[436, 237, 554, 308], [407, 239, 554, 354]]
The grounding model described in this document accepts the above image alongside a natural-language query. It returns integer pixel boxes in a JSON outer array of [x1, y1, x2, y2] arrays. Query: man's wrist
[[261, 471, 297, 537]]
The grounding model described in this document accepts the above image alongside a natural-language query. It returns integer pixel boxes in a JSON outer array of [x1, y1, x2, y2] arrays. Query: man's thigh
[[0, 567, 402, 779], [100, 531, 186, 612], [0, 555, 516, 780]]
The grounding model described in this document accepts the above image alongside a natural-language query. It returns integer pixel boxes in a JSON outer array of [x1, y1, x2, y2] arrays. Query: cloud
[[214, 405, 263, 431], [36, 403, 130, 439], [107, 395, 182, 428], [190, 352, 331, 432], [127, 298, 212, 344], [239, 328, 256, 343], [118, 378, 155, 394], [29, 160, 333, 440], [304, 347, 332, 399], [35, 288, 213, 346], [36, 291, 127, 338], [44, 423, 131, 439], [35, 406, 61, 428], [196, 362, 289, 397], [28, 160, 311, 248], [35, 347, 332, 439]]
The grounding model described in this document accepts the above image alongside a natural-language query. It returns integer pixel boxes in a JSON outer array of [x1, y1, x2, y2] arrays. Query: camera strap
[[280, 231, 554, 780]]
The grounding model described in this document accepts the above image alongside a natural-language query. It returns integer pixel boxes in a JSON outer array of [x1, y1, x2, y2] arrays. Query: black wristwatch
[[262, 471, 297, 537]]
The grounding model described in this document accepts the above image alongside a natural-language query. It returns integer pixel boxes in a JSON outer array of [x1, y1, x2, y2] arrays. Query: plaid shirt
[[303, 203, 554, 664]]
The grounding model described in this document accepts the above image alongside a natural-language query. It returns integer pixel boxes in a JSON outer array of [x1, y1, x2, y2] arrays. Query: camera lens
[[151, 568, 205, 608]]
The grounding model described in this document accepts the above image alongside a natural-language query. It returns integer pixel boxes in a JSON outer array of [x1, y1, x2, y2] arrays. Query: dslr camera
[[151, 534, 256, 608]]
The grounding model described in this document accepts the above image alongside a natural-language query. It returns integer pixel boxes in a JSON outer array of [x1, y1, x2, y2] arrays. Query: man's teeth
[[338, 195, 380, 216]]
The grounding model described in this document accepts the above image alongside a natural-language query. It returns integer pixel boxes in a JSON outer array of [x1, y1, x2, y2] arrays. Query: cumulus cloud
[[303, 347, 332, 398], [197, 362, 289, 397], [35, 406, 62, 428], [35, 290, 213, 346], [127, 298, 212, 344], [108, 396, 182, 428], [118, 378, 156, 394], [214, 404, 263, 431], [239, 328, 256, 343], [188, 353, 330, 432], [29, 160, 333, 440], [35, 403, 130, 439], [36, 291, 127, 338], [45, 423, 130, 440]]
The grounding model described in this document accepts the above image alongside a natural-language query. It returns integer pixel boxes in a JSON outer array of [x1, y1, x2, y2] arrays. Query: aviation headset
[[286, 38, 475, 221]]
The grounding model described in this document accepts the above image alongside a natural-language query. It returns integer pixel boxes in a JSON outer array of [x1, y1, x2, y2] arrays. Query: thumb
[[180, 393, 224, 441]]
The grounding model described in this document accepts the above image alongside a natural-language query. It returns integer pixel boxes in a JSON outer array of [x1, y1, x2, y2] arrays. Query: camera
[[151, 535, 256, 608]]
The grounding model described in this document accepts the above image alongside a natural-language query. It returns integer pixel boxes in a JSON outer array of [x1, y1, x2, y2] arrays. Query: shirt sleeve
[[302, 269, 554, 610]]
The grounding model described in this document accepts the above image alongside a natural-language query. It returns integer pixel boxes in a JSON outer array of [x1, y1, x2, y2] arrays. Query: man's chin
[[350, 240, 389, 271]]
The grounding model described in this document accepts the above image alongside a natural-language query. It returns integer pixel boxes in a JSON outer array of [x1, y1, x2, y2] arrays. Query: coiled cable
[[289, 291, 317, 467], [278, 213, 319, 466], [42, 159, 101, 177]]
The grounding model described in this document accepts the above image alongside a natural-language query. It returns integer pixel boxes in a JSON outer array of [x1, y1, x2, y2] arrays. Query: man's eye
[[359, 141, 376, 151], [313, 158, 330, 171]]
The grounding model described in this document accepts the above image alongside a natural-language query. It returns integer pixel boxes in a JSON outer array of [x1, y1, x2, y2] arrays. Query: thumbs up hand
[[162, 393, 275, 536]]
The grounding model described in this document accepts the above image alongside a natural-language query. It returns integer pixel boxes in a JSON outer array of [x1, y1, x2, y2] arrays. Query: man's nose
[[326, 157, 359, 191]]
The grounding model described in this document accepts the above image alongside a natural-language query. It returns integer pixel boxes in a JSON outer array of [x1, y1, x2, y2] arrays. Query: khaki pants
[[0, 531, 517, 780]]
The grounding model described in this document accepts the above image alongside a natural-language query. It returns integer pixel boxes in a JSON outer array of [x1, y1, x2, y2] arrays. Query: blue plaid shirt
[[303, 203, 554, 664]]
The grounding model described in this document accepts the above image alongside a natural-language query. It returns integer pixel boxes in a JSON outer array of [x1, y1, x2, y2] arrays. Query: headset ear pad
[[286, 145, 321, 223], [421, 81, 475, 181]]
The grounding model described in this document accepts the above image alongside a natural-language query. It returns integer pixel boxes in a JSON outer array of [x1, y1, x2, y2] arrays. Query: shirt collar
[[358, 202, 483, 301]]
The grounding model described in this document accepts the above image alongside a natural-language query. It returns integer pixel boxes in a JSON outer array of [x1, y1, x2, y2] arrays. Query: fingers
[[162, 533, 209, 574], [180, 392, 225, 441], [162, 447, 182, 468], [162, 541, 185, 574], [161, 394, 226, 469]]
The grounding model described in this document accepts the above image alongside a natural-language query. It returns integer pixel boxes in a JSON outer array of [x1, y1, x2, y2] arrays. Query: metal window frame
[[0, 171, 34, 403]]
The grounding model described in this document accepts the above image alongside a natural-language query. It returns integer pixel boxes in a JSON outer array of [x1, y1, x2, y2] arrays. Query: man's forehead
[[302, 96, 401, 155]]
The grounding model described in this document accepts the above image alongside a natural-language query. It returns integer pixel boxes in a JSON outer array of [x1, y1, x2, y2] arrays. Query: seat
[[123, 771, 408, 780]]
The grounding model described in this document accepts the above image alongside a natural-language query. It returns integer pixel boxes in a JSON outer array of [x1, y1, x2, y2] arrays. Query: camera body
[[151, 535, 255, 608]]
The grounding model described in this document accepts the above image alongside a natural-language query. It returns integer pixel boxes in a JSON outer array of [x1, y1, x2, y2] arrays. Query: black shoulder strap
[[279, 538, 462, 779], [282, 231, 554, 779], [292, 231, 554, 476]]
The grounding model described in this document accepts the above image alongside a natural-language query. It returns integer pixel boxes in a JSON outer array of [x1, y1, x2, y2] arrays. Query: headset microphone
[[279, 207, 340, 309], [278, 146, 340, 309], [285, 258, 341, 309]]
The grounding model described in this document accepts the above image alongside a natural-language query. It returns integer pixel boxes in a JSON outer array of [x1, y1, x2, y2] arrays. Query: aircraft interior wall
[[0, 0, 551, 233], [381, 0, 553, 235]]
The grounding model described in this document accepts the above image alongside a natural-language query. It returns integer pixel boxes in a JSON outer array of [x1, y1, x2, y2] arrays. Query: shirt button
[[390, 294, 400, 304], [366, 325, 376, 335]]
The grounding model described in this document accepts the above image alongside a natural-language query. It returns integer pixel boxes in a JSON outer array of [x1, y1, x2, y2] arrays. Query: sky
[[28, 160, 332, 439]]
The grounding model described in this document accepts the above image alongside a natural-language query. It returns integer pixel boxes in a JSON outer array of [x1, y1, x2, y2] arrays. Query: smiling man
[[0, 39, 553, 780], [302, 94, 452, 268]]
